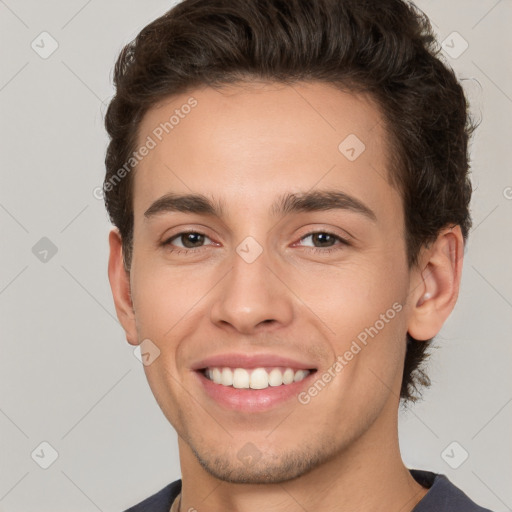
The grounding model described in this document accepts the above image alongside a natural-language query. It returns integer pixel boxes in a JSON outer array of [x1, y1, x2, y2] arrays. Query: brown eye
[[163, 231, 212, 251], [299, 231, 347, 248], [310, 232, 337, 247], [179, 232, 206, 248]]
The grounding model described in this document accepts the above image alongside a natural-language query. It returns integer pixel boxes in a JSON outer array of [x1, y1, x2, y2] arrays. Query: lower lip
[[195, 370, 316, 412]]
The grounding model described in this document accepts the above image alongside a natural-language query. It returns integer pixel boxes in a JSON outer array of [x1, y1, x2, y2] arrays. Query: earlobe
[[407, 226, 464, 341], [107, 228, 139, 345]]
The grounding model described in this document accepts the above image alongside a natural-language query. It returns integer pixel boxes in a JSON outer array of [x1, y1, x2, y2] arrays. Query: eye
[[296, 231, 349, 254], [161, 230, 349, 256], [162, 231, 214, 253]]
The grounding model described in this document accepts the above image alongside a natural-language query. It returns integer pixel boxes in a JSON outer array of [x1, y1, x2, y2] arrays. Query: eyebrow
[[144, 189, 377, 222]]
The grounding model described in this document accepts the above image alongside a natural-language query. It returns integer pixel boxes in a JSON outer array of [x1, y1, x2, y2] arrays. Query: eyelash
[[161, 230, 349, 255]]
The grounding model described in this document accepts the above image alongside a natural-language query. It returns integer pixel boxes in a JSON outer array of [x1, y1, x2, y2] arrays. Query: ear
[[108, 228, 138, 345], [407, 225, 465, 341]]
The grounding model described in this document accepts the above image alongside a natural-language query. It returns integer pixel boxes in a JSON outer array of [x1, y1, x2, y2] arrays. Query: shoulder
[[411, 470, 495, 512], [122, 479, 182, 512], [121, 473, 496, 512]]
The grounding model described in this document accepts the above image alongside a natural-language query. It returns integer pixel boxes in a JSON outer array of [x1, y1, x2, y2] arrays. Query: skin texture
[[108, 81, 464, 512]]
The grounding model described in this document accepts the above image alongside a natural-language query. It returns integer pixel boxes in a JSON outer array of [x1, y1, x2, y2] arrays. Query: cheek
[[131, 263, 214, 338], [301, 251, 409, 385], [300, 253, 408, 337]]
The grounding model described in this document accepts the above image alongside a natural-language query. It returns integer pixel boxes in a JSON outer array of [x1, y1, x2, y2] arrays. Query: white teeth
[[221, 368, 233, 386], [212, 368, 222, 384], [282, 368, 295, 385], [268, 368, 283, 386], [294, 369, 309, 382], [204, 366, 311, 389], [250, 368, 268, 389], [233, 368, 250, 389]]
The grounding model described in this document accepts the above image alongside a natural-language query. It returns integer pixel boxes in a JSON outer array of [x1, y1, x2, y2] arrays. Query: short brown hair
[[103, 0, 474, 401]]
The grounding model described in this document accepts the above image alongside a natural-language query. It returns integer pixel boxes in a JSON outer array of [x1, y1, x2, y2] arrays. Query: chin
[[189, 440, 331, 484]]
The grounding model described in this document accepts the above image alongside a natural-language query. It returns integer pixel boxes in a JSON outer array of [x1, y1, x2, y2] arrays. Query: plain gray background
[[0, 1, 511, 511]]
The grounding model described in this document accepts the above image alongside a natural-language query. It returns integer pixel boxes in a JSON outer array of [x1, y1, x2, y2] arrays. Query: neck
[[178, 403, 427, 512]]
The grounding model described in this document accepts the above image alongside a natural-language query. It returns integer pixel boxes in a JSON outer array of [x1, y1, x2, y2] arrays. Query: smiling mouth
[[201, 366, 317, 390]]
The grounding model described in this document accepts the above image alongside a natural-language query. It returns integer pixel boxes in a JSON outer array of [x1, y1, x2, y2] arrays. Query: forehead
[[132, 81, 400, 221]]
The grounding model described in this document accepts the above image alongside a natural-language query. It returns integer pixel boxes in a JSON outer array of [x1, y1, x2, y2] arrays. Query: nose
[[209, 244, 294, 335]]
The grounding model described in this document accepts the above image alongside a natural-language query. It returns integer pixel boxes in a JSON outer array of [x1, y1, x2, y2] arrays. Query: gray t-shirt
[[124, 470, 494, 511]]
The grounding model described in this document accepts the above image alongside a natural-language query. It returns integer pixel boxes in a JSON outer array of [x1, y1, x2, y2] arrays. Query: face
[[120, 81, 416, 483]]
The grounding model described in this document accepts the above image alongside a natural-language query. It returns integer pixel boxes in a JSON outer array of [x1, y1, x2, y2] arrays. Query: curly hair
[[103, 0, 474, 402]]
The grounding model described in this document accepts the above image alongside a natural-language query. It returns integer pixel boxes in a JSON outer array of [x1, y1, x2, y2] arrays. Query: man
[[103, 0, 491, 510]]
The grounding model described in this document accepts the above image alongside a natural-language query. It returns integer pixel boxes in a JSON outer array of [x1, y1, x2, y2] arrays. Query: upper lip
[[191, 353, 317, 371]]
